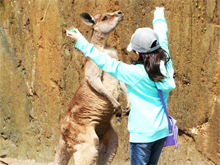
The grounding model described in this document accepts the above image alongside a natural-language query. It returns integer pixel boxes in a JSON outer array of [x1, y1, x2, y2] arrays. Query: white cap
[[127, 28, 160, 53]]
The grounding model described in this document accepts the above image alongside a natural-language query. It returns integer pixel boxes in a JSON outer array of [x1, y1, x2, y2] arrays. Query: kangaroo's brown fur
[[53, 11, 130, 165]]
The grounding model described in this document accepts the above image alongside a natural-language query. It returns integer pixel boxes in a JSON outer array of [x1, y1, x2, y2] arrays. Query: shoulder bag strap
[[155, 86, 172, 133]]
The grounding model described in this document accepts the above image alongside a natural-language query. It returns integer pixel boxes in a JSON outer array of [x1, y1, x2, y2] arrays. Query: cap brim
[[127, 43, 132, 52]]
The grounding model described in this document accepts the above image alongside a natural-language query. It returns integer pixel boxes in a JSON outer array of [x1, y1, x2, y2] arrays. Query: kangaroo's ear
[[80, 13, 95, 26]]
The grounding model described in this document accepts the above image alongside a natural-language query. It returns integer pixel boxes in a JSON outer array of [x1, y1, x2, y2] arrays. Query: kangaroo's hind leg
[[73, 126, 100, 165], [54, 135, 73, 165], [97, 124, 118, 165]]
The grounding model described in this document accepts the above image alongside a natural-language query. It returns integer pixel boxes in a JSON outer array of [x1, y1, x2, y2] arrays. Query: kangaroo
[[53, 11, 130, 165]]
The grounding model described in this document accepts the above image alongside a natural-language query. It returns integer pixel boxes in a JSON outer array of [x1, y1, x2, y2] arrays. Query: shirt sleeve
[[153, 8, 169, 55], [75, 36, 144, 86], [153, 8, 176, 91]]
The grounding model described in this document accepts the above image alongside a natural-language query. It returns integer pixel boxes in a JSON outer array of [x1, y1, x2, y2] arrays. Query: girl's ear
[[135, 51, 139, 56], [134, 51, 139, 59]]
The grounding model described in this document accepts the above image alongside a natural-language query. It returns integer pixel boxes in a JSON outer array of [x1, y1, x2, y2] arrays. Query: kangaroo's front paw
[[112, 101, 121, 117], [122, 107, 130, 116], [114, 108, 122, 117], [112, 101, 121, 109]]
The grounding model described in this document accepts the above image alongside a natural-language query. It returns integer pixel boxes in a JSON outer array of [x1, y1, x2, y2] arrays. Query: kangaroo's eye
[[102, 16, 108, 21]]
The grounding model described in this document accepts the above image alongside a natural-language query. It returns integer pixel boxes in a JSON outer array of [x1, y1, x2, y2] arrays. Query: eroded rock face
[[0, 0, 219, 164]]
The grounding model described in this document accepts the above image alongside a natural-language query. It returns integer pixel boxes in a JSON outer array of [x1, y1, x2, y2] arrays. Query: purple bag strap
[[156, 86, 172, 133]]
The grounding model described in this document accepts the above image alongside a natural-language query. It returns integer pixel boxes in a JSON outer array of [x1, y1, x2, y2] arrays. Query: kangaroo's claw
[[122, 107, 130, 116]]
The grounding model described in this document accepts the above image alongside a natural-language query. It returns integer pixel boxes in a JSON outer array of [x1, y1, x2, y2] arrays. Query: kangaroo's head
[[80, 11, 124, 34]]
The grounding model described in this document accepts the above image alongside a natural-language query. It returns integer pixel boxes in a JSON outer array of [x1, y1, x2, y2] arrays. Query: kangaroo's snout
[[115, 11, 124, 22]]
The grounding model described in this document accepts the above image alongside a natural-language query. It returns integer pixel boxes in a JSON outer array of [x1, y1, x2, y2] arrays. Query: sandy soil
[[0, 158, 52, 165]]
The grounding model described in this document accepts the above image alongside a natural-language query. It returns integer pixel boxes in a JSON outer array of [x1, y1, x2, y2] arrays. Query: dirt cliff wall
[[0, 0, 219, 164]]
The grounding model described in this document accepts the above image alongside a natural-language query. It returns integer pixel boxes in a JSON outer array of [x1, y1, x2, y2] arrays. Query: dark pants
[[130, 137, 166, 165]]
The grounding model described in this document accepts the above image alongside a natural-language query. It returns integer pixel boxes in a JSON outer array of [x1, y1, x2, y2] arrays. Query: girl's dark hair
[[133, 48, 170, 82]]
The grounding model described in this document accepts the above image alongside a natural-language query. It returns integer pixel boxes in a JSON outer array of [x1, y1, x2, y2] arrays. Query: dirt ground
[[0, 134, 215, 165], [0, 157, 51, 165]]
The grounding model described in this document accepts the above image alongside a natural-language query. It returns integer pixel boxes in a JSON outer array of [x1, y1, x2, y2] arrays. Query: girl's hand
[[66, 28, 83, 42], [156, 7, 165, 10]]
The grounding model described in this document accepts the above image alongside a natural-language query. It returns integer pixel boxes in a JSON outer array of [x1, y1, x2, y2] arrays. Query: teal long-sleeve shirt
[[75, 9, 175, 143]]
